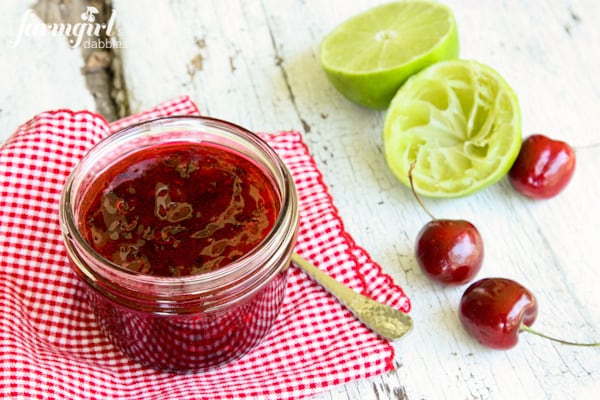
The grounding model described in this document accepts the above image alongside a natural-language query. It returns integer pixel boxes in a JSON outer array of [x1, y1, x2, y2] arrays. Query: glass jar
[[59, 116, 299, 372]]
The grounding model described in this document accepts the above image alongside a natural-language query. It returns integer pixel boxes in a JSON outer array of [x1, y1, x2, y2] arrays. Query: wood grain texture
[[0, 0, 95, 139], [2, 0, 600, 398]]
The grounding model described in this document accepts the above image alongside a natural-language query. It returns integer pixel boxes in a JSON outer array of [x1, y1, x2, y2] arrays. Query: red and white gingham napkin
[[0, 96, 410, 400]]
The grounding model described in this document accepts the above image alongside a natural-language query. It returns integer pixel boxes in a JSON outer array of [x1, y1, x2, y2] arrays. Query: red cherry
[[415, 220, 483, 285], [459, 278, 537, 349], [408, 164, 483, 285], [459, 278, 600, 349], [508, 134, 576, 199]]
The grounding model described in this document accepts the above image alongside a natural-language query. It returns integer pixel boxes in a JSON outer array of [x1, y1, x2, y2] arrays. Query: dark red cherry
[[415, 220, 483, 285], [459, 278, 537, 349], [408, 164, 483, 285], [508, 134, 576, 199]]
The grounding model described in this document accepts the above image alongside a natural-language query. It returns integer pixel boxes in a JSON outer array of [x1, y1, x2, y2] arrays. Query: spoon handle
[[291, 253, 413, 341]]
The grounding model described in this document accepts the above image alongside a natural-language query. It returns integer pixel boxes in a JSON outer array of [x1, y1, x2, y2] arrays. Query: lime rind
[[319, 1, 459, 109], [383, 59, 522, 197]]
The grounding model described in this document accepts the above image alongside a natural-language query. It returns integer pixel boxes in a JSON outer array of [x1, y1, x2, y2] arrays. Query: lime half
[[319, 1, 459, 109], [383, 59, 522, 197]]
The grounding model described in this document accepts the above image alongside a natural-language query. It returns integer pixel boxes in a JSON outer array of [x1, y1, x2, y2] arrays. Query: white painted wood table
[[1, 1, 599, 399]]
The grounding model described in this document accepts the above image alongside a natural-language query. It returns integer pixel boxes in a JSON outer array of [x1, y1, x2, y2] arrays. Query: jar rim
[[59, 115, 299, 310]]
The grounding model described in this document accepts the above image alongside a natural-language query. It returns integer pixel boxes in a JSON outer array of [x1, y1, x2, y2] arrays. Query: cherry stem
[[520, 324, 600, 347], [408, 162, 436, 220]]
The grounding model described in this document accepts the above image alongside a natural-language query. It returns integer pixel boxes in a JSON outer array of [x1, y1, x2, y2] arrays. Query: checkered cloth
[[0, 96, 410, 399]]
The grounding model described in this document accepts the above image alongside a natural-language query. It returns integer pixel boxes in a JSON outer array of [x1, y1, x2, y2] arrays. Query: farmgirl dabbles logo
[[10, 6, 126, 49]]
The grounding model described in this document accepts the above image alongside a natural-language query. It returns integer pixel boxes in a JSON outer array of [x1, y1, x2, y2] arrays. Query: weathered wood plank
[[1, 0, 598, 398], [0, 0, 95, 141], [113, 0, 599, 399]]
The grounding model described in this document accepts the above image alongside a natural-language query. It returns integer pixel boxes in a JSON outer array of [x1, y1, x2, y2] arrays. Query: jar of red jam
[[59, 116, 299, 372]]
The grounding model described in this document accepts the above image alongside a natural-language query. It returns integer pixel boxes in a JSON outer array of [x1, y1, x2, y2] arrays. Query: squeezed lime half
[[383, 59, 522, 197], [319, 1, 459, 109]]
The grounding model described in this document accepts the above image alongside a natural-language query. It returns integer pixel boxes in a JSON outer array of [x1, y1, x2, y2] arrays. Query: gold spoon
[[291, 253, 413, 341]]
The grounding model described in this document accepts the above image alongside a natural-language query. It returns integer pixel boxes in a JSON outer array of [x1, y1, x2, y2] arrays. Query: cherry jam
[[60, 117, 299, 372], [80, 144, 280, 277]]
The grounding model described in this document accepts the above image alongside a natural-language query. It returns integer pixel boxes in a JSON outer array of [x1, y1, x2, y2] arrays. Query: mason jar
[[59, 116, 299, 372]]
